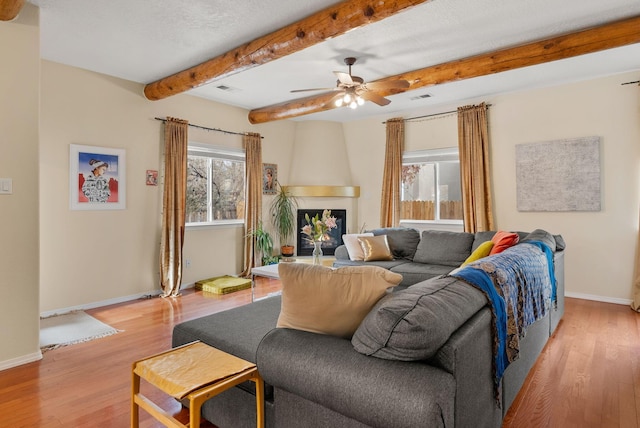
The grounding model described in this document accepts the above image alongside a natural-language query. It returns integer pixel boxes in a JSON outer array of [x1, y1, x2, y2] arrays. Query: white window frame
[[399, 147, 463, 228], [185, 142, 245, 228]]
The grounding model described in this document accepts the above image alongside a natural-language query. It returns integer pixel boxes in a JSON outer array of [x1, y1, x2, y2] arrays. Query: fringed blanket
[[450, 241, 556, 396]]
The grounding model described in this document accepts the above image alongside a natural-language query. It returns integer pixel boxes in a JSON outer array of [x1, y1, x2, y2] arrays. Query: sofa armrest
[[334, 244, 350, 260], [257, 328, 455, 428], [430, 307, 501, 428]]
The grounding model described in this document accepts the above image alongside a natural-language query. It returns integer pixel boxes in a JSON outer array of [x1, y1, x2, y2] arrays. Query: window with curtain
[[186, 142, 245, 226], [401, 147, 463, 222]]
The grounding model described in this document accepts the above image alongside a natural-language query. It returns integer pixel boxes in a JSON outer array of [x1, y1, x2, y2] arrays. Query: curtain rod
[[382, 104, 492, 124], [154, 117, 263, 139]]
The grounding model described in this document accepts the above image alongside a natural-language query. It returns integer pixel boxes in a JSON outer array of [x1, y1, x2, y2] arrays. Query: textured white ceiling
[[28, 0, 640, 122]]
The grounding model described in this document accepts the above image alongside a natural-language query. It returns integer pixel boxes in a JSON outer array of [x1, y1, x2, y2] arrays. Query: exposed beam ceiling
[[143, 0, 429, 101], [248, 14, 640, 123], [27, 0, 640, 123]]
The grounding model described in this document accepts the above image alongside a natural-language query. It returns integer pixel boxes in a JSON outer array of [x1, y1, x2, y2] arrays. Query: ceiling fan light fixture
[[356, 96, 365, 106], [343, 93, 352, 103], [349, 100, 358, 109], [335, 98, 343, 107]]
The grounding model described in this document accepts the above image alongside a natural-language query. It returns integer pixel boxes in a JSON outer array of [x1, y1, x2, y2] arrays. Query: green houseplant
[[247, 221, 278, 265], [269, 181, 298, 257]]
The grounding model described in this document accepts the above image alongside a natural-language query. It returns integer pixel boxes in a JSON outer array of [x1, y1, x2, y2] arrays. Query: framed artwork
[[69, 144, 126, 210], [146, 170, 158, 186], [263, 163, 277, 194], [516, 136, 601, 212]]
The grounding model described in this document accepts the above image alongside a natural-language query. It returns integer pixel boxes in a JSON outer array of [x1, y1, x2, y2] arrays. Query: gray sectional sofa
[[172, 228, 565, 428]]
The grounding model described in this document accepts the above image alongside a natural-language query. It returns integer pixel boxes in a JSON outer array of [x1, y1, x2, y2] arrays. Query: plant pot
[[281, 245, 295, 258]]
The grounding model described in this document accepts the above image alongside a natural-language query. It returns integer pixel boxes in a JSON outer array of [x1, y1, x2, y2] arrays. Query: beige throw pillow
[[342, 233, 374, 260], [277, 263, 403, 339], [358, 235, 394, 262]]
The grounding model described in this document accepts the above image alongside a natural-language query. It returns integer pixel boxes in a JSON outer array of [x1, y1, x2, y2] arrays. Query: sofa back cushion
[[472, 231, 497, 252], [352, 276, 487, 360], [412, 230, 475, 267], [277, 263, 402, 339], [370, 227, 421, 260], [520, 228, 557, 252]]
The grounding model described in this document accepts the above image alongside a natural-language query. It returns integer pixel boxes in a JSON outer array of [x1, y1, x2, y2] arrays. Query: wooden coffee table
[[131, 341, 264, 428]]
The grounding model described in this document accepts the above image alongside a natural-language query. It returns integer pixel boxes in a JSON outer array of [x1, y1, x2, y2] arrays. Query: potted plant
[[247, 221, 278, 265], [269, 181, 298, 258]]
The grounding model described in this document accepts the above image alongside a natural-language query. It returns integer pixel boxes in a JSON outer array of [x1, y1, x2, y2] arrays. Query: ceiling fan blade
[[358, 90, 391, 106], [362, 80, 410, 91], [334, 71, 353, 85], [290, 87, 336, 93]]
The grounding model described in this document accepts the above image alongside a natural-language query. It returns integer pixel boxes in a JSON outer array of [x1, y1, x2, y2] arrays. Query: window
[[401, 147, 462, 222], [186, 143, 245, 226]]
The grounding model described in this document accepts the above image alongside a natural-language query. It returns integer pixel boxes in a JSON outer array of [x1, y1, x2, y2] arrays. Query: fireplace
[[296, 209, 347, 256]]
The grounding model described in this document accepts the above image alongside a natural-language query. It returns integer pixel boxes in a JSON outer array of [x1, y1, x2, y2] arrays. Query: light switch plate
[[0, 178, 13, 194]]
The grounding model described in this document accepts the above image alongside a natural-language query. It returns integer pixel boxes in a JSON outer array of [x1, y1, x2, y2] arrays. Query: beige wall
[[343, 73, 640, 303], [38, 61, 297, 313], [343, 112, 460, 232], [0, 4, 42, 368], [489, 74, 640, 303], [286, 121, 360, 234]]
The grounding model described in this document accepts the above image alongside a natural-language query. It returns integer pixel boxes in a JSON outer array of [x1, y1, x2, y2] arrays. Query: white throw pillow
[[342, 233, 374, 260]]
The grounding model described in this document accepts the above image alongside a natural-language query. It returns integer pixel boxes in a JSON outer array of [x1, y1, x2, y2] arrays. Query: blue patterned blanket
[[450, 241, 556, 395]]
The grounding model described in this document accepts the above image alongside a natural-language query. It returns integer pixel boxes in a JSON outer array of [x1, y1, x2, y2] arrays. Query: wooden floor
[[1, 280, 639, 428]]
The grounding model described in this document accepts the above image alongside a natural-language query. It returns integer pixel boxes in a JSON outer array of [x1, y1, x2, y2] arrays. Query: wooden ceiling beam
[[0, 0, 24, 21], [143, 0, 429, 101], [248, 14, 640, 124]]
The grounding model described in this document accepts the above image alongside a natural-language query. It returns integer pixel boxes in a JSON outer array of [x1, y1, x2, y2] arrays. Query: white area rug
[[40, 311, 121, 351]]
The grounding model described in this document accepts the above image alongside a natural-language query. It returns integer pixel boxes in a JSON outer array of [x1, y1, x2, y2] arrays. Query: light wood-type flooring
[[1, 277, 638, 427]]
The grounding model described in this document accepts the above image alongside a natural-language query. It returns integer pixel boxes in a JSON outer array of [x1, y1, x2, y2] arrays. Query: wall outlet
[[185, 259, 191, 268]]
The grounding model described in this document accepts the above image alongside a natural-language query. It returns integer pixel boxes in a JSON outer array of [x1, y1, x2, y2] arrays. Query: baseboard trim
[[40, 290, 162, 318], [0, 350, 42, 372], [565, 291, 631, 306], [40, 283, 199, 318]]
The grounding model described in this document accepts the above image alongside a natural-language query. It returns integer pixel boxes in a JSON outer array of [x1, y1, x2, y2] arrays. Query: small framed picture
[[69, 144, 126, 210], [146, 170, 158, 186], [263, 163, 277, 194]]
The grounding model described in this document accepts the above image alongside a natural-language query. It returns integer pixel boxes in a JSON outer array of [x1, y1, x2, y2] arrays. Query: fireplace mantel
[[282, 185, 360, 198]]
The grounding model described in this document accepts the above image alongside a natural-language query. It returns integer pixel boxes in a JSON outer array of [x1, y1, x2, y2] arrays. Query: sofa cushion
[[489, 231, 519, 255], [520, 228, 556, 252], [358, 235, 393, 261], [472, 231, 496, 251], [352, 276, 487, 360], [172, 295, 281, 362], [172, 296, 282, 401], [462, 240, 494, 266], [277, 263, 402, 339], [257, 328, 456, 428], [342, 233, 374, 260], [371, 227, 421, 259], [412, 230, 475, 267], [389, 262, 454, 287]]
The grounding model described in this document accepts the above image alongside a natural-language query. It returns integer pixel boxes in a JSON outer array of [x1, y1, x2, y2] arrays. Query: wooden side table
[[131, 341, 264, 428]]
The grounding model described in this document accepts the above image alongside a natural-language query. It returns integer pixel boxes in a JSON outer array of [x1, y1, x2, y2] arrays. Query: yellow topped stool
[[131, 341, 264, 428]]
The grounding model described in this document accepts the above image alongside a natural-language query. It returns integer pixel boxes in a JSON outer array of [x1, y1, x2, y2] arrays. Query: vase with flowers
[[300, 209, 337, 265]]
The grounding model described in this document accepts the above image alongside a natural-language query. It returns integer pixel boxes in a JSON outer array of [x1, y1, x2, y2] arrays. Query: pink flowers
[[301, 209, 337, 242]]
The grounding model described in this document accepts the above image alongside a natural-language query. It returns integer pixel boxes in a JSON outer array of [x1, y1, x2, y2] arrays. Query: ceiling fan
[[291, 57, 410, 109]]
